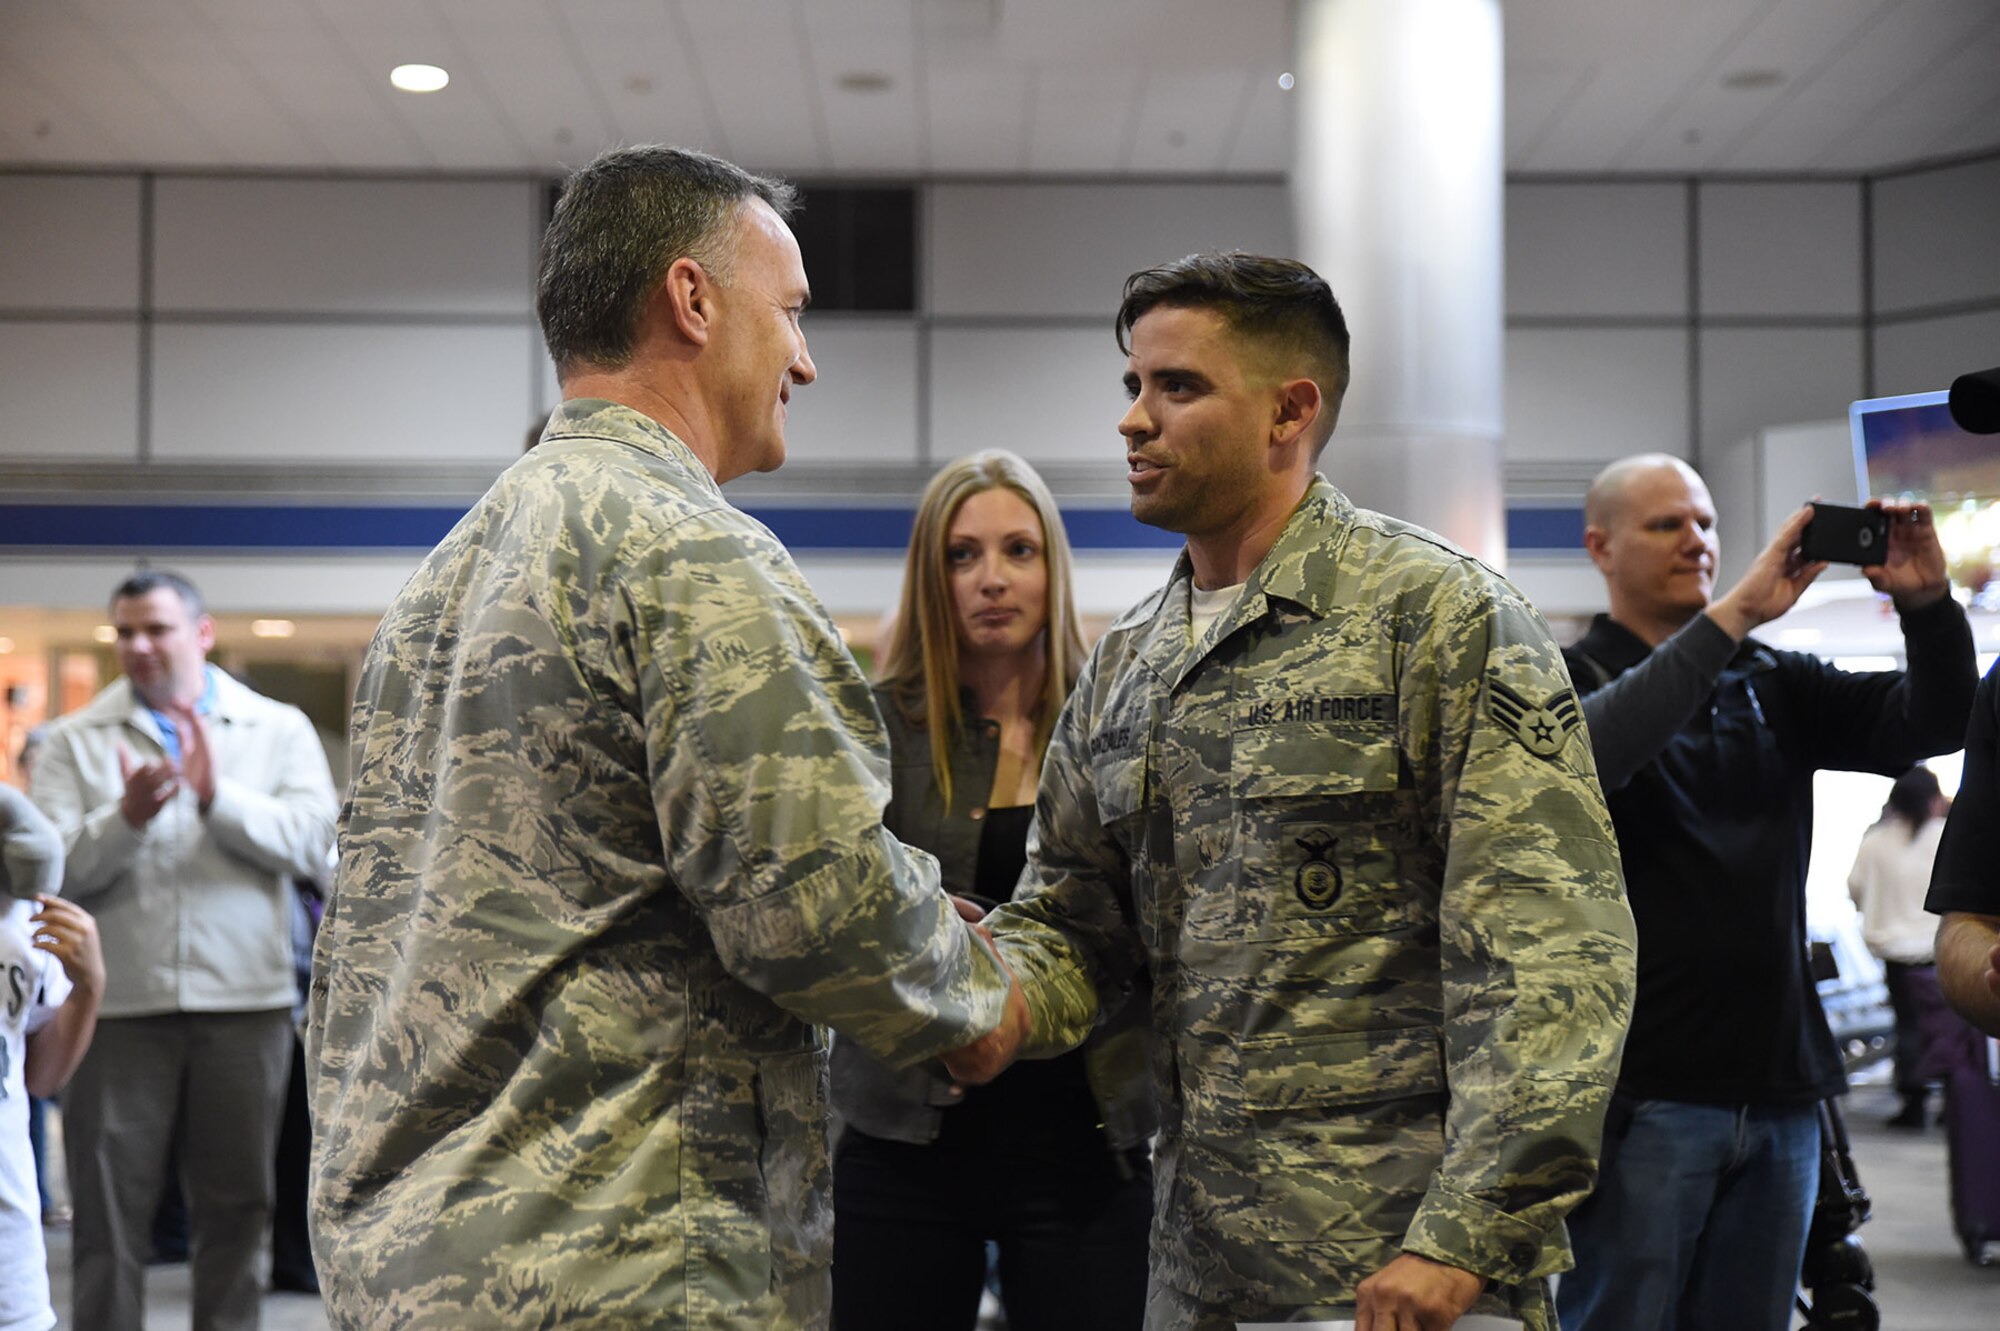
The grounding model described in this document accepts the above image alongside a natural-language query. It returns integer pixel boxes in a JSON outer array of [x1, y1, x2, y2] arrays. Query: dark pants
[[269, 1035, 317, 1290], [832, 1127, 1152, 1331], [1883, 960, 1936, 1100]]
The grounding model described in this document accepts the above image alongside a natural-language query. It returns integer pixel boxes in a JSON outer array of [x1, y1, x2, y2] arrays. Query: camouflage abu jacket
[[306, 400, 1009, 1330], [986, 478, 1636, 1328]]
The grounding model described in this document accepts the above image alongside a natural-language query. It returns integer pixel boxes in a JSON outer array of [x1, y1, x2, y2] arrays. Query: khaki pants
[[64, 1009, 294, 1331]]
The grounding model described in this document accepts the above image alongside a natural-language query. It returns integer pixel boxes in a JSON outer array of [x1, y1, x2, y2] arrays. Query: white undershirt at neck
[[1188, 581, 1245, 646]]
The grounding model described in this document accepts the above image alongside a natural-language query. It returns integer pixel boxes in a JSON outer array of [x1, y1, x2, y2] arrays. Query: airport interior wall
[[2, 154, 1998, 621]]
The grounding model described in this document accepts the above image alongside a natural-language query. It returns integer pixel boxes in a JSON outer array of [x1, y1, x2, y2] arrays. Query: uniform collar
[[1141, 475, 1354, 687], [539, 398, 723, 504]]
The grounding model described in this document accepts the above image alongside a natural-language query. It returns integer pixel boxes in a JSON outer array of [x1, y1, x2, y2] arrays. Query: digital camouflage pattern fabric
[[307, 399, 1010, 1330], [986, 478, 1637, 1331]]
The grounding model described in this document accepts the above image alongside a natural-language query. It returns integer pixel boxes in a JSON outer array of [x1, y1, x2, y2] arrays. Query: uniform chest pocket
[[1221, 724, 1421, 942]]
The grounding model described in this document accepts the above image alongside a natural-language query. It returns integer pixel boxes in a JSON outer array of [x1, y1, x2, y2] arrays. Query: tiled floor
[[36, 1074, 2000, 1329]]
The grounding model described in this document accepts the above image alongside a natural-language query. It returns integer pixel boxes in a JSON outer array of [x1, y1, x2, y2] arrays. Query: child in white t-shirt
[[3, 783, 103, 1331]]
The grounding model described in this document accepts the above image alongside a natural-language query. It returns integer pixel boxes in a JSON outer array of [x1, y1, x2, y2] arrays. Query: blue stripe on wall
[[0, 502, 1586, 554]]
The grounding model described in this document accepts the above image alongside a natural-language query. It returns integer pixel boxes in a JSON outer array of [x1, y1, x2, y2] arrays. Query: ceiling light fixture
[[1278, 72, 1295, 91], [92, 625, 117, 644], [390, 64, 450, 94], [251, 619, 297, 639]]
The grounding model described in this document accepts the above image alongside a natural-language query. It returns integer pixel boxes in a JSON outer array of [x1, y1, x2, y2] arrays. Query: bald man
[[1555, 455, 1975, 1331]]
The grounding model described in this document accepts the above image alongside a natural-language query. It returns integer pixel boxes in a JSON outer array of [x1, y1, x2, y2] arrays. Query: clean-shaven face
[[946, 487, 1050, 662], [706, 199, 817, 479]]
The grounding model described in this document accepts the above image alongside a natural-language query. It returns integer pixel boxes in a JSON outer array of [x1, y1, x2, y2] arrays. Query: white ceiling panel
[[925, 64, 1031, 174], [801, 3, 923, 174], [562, 0, 726, 158], [0, 0, 1995, 178], [1225, 73, 1291, 175], [1126, 70, 1248, 173], [678, 0, 827, 174], [1023, 67, 1141, 175]]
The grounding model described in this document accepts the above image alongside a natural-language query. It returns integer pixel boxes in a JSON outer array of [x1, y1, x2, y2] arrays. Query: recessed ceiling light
[[1721, 68, 1783, 91], [837, 71, 893, 93], [93, 625, 117, 644], [251, 619, 296, 639], [1278, 72, 1295, 91], [390, 64, 450, 94]]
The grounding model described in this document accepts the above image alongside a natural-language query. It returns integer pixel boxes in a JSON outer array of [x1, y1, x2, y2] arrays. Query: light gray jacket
[[31, 669, 337, 1017]]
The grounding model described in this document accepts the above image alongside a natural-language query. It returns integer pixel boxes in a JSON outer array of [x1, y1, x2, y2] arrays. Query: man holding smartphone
[[1556, 453, 1976, 1331]]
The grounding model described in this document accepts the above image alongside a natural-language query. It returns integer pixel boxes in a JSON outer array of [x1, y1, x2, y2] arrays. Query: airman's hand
[[940, 936, 1029, 1085], [1354, 1252, 1485, 1331]]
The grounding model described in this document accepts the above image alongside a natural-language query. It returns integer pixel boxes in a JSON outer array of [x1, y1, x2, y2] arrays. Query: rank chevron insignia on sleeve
[[1486, 676, 1581, 759]]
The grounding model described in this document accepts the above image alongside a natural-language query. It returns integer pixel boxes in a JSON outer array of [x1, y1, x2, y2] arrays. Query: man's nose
[[791, 340, 817, 386], [1119, 398, 1150, 439]]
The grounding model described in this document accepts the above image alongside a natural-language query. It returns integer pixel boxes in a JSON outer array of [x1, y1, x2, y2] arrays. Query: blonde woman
[[831, 451, 1152, 1331]]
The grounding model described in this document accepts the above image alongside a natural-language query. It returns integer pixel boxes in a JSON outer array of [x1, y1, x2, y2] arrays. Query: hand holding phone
[[1798, 502, 1892, 566]]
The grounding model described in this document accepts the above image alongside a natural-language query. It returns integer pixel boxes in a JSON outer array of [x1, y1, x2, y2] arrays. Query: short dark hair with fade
[[1116, 252, 1352, 432], [111, 569, 205, 618], [535, 145, 801, 379]]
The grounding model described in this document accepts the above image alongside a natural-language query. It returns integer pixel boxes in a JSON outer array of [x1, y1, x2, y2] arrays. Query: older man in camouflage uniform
[[953, 254, 1637, 1331], [307, 146, 1023, 1330]]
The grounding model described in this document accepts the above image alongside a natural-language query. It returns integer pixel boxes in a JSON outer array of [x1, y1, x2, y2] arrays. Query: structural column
[[1293, 0, 1507, 565]]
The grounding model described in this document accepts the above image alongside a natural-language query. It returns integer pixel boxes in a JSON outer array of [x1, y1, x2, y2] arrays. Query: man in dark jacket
[[1556, 453, 1975, 1331]]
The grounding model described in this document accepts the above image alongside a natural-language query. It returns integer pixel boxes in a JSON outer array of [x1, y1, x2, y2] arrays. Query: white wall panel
[[0, 322, 141, 460], [152, 178, 539, 314], [151, 323, 535, 463], [1873, 309, 2000, 399], [926, 326, 1129, 467], [781, 319, 921, 466], [1697, 326, 1864, 460], [1872, 158, 2000, 315], [1699, 182, 1863, 318], [1506, 182, 1688, 318], [1504, 326, 1689, 462], [0, 175, 141, 310], [926, 183, 1292, 317]]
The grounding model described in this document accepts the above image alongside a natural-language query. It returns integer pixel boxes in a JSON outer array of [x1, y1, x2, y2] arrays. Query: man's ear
[[195, 614, 217, 655], [658, 256, 714, 347], [1583, 524, 1614, 573], [1271, 377, 1324, 450]]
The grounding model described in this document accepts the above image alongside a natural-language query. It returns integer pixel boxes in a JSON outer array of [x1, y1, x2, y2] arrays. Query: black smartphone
[[1798, 501, 1892, 565]]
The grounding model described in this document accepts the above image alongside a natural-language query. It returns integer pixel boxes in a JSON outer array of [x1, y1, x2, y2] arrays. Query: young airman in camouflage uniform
[[962, 254, 1637, 1331], [307, 147, 1020, 1331]]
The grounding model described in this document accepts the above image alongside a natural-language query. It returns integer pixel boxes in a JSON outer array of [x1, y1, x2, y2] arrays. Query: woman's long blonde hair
[[877, 450, 1085, 811]]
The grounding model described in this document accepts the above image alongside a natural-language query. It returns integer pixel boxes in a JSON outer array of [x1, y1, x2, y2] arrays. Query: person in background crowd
[[308, 145, 1019, 1331], [831, 451, 1153, 1331], [1927, 658, 2000, 1038], [13, 728, 64, 1231], [1556, 454, 1974, 1331], [29, 570, 339, 1331], [957, 253, 1636, 1331], [1847, 766, 1948, 1128], [3, 781, 105, 1331]]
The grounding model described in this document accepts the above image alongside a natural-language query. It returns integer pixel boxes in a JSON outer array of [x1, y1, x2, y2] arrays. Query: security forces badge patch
[[1486, 676, 1581, 759], [1294, 828, 1343, 909]]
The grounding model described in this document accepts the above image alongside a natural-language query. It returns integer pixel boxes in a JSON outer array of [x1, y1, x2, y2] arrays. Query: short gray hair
[[535, 145, 799, 379]]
